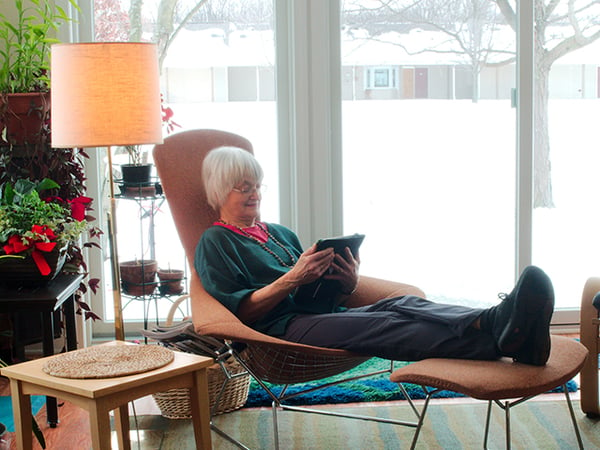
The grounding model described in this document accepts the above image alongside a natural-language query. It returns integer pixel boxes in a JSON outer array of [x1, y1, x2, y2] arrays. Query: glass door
[[341, 0, 516, 307]]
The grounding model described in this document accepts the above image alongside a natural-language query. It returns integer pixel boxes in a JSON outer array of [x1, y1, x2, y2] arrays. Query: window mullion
[[515, 0, 535, 277]]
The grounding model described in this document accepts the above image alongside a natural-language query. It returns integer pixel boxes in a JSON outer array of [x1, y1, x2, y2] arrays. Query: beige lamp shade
[[51, 42, 163, 148]]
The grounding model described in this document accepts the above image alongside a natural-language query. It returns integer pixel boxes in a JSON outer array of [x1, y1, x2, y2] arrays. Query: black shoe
[[481, 266, 554, 354], [511, 297, 553, 365]]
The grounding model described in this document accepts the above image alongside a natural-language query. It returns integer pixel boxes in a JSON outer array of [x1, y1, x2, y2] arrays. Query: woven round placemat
[[42, 345, 174, 379]]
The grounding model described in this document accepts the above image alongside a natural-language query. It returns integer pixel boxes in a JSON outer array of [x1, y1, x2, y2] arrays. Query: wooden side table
[[0, 341, 214, 450], [0, 273, 83, 426]]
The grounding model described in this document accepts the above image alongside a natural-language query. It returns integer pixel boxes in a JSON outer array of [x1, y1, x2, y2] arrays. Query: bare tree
[[129, 0, 144, 41], [344, 0, 600, 208], [495, 0, 600, 207], [345, 0, 508, 102], [94, 0, 130, 41], [96, 0, 271, 72]]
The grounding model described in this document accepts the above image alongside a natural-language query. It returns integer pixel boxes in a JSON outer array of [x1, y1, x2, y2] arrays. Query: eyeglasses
[[232, 184, 266, 195]]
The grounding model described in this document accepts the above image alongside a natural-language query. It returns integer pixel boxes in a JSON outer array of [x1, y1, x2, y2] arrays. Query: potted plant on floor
[[0, 0, 79, 146]]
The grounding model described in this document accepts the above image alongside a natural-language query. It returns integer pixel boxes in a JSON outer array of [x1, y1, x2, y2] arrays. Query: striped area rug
[[127, 397, 600, 449]]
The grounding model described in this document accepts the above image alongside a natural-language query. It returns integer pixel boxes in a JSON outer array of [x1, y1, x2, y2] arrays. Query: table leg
[[63, 296, 78, 351], [88, 404, 113, 450], [41, 311, 58, 428], [9, 379, 33, 450], [189, 369, 212, 450], [12, 313, 25, 361], [114, 404, 131, 450]]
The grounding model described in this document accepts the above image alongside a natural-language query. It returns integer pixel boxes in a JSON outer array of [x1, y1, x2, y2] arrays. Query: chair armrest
[[580, 277, 600, 416], [344, 275, 426, 308]]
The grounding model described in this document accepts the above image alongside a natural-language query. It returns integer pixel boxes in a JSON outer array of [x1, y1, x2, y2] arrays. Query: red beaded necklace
[[217, 220, 297, 268]]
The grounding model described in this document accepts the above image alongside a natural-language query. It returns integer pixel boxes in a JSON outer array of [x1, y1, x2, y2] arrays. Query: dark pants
[[282, 296, 500, 361]]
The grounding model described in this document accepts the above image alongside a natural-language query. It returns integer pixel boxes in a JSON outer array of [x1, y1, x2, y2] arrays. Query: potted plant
[[157, 267, 185, 295], [119, 95, 180, 189], [120, 259, 158, 296], [0, 178, 98, 283], [0, 0, 78, 145]]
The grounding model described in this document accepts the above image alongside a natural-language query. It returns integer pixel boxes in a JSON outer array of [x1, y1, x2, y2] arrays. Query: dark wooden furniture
[[0, 273, 84, 427]]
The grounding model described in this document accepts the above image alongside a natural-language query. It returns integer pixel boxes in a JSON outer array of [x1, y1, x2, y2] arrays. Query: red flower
[[3, 225, 58, 275], [69, 196, 93, 221]]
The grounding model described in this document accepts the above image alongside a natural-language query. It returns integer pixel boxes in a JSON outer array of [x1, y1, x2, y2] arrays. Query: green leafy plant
[[0, 357, 46, 448], [0, 0, 79, 93], [0, 176, 102, 321], [0, 142, 102, 321], [0, 178, 94, 273]]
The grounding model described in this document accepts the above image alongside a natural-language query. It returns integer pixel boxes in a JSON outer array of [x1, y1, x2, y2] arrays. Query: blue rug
[[244, 358, 578, 407], [0, 396, 46, 432]]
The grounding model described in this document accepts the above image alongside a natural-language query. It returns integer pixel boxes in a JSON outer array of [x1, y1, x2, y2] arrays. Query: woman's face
[[219, 179, 262, 226]]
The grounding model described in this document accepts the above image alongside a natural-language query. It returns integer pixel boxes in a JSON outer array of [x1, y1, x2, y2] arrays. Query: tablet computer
[[295, 233, 365, 302], [316, 233, 365, 256]]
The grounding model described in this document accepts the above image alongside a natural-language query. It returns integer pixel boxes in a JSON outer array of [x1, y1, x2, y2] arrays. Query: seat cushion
[[390, 335, 588, 400]]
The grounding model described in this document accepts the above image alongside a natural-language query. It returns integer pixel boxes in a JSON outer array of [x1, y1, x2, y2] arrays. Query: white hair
[[202, 146, 264, 211]]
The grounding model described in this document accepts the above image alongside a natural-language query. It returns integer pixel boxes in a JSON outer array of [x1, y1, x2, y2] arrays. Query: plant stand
[[116, 179, 188, 338]]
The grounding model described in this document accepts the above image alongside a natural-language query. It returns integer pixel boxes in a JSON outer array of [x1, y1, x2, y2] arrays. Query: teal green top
[[195, 223, 346, 336]]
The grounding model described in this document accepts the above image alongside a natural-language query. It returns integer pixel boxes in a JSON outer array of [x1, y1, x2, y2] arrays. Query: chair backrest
[[153, 129, 253, 259]]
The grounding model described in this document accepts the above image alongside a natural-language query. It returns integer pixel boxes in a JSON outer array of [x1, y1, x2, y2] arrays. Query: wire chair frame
[[211, 342, 423, 450]]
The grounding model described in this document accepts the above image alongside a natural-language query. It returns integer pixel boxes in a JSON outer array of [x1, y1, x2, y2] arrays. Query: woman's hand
[[238, 244, 335, 323], [324, 247, 360, 294], [284, 243, 335, 287]]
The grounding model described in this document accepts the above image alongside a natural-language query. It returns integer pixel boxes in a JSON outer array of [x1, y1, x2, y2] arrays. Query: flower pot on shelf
[[158, 268, 184, 295], [0, 246, 66, 286], [120, 164, 153, 185], [119, 259, 158, 297], [0, 92, 50, 145]]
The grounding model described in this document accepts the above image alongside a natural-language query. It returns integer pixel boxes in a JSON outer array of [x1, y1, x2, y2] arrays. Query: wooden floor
[[0, 333, 583, 449]]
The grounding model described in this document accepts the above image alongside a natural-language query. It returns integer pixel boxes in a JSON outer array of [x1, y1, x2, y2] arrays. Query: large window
[[90, 0, 277, 334], [82, 0, 600, 336], [340, 0, 600, 316], [341, 0, 516, 307], [531, 1, 600, 313]]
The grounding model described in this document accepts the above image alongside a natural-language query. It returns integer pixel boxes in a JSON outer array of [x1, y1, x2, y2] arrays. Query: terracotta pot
[[119, 259, 157, 297], [120, 184, 156, 198], [0, 246, 67, 286], [0, 92, 50, 145], [157, 268, 184, 295]]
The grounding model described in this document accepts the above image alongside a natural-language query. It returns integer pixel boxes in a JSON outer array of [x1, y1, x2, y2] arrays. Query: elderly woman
[[195, 146, 554, 366]]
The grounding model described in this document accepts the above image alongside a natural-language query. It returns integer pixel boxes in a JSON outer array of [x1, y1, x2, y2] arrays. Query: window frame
[[72, 0, 577, 337]]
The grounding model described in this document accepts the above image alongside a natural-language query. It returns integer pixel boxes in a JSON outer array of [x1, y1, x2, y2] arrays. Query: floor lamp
[[50, 43, 164, 340]]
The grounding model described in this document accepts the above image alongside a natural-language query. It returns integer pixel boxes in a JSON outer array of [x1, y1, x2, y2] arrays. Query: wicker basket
[[152, 355, 250, 419]]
